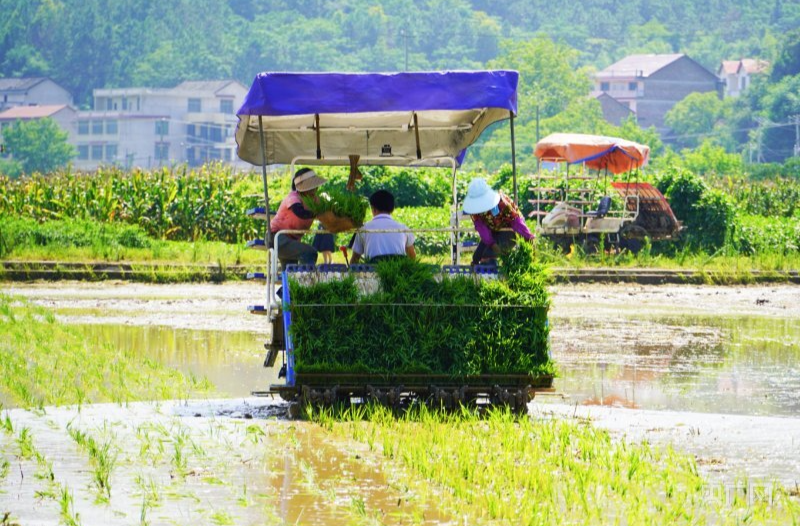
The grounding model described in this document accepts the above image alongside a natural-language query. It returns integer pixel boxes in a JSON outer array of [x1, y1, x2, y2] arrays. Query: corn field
[[0, 164, 263, 243]]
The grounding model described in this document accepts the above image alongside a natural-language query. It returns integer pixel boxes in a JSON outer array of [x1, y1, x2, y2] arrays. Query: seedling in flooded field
[[66, 424, 118, 502], [0, 457, 9, 480], [0, 296, 214, 410], [313, 405, 800, 525], [15, 427, 34, 460], [58, 483, 80, 526]]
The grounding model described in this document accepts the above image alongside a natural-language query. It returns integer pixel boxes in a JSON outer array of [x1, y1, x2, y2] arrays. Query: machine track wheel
[[620, 224, 648, 254]]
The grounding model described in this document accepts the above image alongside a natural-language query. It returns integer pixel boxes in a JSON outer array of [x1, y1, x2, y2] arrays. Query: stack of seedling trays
[[276, 244, 555, 411]]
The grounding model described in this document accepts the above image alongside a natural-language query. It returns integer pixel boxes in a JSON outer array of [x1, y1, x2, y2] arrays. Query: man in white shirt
[[350, 190, 416, 263]]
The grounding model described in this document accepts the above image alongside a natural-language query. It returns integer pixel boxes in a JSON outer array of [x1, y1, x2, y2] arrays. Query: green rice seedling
[[315, 405, 800, 525], [170, 427, 191, 477], [15, 427, 34, 460], [57, 483, 80, 526], [134, 474, 162, 508], [0, 295, 213, 409], [349, 496, 367, 517], [0, 457, 9, 480], [66, 424, 118, 502], [237, 484, 250, 507], [0, 412, 12, 435], [209, 510, 235, 526], [300, 187, 369, 227]]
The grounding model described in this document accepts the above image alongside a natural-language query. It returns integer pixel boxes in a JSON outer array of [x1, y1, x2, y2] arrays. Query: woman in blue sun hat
[[462, 178, 534, 265]]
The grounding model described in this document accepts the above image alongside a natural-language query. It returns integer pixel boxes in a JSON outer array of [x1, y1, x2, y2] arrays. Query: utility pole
[[792, 114, 800, 157], [755, 117, 769, 163]]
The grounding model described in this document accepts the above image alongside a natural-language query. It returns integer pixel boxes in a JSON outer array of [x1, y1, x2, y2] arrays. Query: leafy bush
[[0, 217, 153, 257], [392, 206, 453, 256], [288, 248, 552, 377], [656, 168, 737, 250]]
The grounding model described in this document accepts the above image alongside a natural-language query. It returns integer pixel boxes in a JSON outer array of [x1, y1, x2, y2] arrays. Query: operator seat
[[585, 196, 612, 218]]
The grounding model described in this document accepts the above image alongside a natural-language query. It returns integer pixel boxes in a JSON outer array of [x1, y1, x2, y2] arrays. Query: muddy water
[[72, 324, 277, 397], [0, 400, 448, 526], [4, 281, 800, 417], [550, 315, 800, 416]]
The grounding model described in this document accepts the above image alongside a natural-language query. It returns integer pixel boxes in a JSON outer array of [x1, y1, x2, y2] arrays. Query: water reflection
[[74, 313, 800, 418], [550, 315, 800, 416], [73, 324, 278, 397]]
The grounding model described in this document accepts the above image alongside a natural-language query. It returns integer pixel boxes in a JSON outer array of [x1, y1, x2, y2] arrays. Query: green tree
[[488, 36, 592, 124], [664, 92, 730, 150], [762, 74, 800, 162], [770, 28, 800, 80], [680, 140, 744, 177], [2, 118, 75, 175]]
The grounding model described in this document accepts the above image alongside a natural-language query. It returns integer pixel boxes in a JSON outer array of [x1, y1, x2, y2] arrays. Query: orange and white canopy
[[534, 133, 650, 174]]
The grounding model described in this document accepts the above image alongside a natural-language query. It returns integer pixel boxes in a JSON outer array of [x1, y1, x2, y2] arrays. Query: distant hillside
[[1, 0, 795, 106]]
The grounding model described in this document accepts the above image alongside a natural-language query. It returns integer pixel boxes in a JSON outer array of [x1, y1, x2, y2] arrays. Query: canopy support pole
[[510, 111, 518, 205], [257, 116, 274, 314], [315, 114, 321, 159], [258, 116, 271, 247], [413, 112, 421, 160], [451, 163, 459, 266]]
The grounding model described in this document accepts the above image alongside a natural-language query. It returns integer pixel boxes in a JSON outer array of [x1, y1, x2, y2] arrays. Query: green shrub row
[[288, 243, 553, 377], [0, 217, 153, 258]]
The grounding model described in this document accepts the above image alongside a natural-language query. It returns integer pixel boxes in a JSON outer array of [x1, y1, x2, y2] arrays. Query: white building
[[0, 77, 73, 111], [73, 80, 248, 170], [717, 59, 769, 98], [0, 104, 77, 151]]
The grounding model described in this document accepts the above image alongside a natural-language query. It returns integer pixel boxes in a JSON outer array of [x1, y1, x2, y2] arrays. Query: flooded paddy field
[[2, 281, 800, 524]]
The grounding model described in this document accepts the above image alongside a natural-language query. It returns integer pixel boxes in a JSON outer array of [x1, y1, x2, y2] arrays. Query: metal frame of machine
[[234, 71, 553, 411]]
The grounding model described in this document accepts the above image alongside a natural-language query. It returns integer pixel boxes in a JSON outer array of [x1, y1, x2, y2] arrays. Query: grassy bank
[[312, 404, 800, 525], [0, 295, 211, 409]]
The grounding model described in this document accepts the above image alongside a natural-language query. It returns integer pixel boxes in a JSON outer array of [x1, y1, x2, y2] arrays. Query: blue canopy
[[235, 71, 518, 167]]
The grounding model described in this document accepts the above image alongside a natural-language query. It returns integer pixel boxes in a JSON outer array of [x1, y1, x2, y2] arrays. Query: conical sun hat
[[462, 178, 500, 214]]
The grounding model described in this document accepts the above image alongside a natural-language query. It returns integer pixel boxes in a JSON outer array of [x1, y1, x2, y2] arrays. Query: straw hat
[[462, 178, 500, 214], [294, 169, 327, 192]]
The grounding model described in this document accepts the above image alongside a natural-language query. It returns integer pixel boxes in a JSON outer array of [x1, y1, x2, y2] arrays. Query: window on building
[[105, 144, 118, 161], [78, 120, 89, 135], [600, 82, 610, 91], [91, 144, 104, 160], [209, 125, 223, 142], [106, 98, 113, 110], [155, 142, 169, 160], [78, 145, 89, 160], [628, 82, 637, 91], [105, 120, 118, 134], [155, 119, 169, 136], [92, 120, 103, 135], [219, 99, 234, 114], [188, 98, 201, 112], [122, 97, 128, 111]]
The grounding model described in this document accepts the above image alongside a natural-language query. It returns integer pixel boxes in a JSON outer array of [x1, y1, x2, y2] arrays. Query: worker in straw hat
[[462, 178, 534, 266], [270, 167, 327, 267]]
